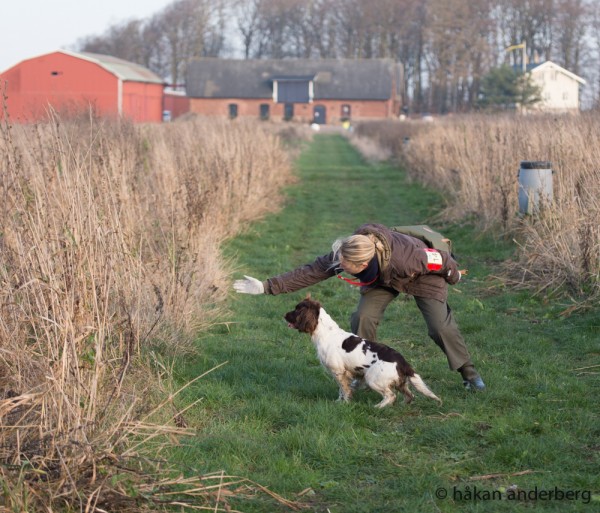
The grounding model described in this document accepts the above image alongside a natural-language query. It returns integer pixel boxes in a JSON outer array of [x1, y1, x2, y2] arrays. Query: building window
[[272, 76, 315, 103], [341, 104, 351, 120], [259, 103, 270, 120], [284, 103, 294, 121], [228, 103, 238, 119], [279, 81, 309, 103]]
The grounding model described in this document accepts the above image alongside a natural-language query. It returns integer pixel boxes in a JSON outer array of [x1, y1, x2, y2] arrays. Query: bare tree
[[78, 19, 147, 64], [285, 0, 332, 58], [76, 0, 598, 113], [241, 0, 293, 58], [308, 0, 341, 58], [496, 0, 554, 65], [424, 0, 490, 112], [78, 0, 227, 85], [552, 0, 588, 73], [156, 0, 212, 86], [586, 0, 600, 108], [235, 0, 263, 58], [330, 0, 363, 58]]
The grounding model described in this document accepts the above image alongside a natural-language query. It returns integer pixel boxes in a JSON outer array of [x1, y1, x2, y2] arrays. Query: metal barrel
[[518, 161, 553, 215]]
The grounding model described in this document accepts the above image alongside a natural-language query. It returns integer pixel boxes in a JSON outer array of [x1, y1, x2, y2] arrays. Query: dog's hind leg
[[399, 381, 414, 404], [368, 379, 397, 408], [374, 387, 396, 408]]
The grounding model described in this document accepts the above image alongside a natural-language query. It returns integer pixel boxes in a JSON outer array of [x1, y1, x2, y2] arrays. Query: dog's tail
[[409, 374, 443, 405]]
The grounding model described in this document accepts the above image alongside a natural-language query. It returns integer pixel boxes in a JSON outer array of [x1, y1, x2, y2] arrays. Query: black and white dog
[[284, 296, 442, 408]]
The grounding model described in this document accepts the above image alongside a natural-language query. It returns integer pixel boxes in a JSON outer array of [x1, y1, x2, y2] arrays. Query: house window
[[228, 103, 238, 119], [259, 103, 270, 120], [341, 104, 351, 120], [284, 103, 294, 121]]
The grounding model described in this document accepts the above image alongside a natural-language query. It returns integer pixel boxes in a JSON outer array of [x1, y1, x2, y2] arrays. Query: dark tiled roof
[[185, 58, 401, 100]]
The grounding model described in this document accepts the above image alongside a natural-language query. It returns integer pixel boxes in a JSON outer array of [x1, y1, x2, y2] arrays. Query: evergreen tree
[[478, 65, 541, 111]]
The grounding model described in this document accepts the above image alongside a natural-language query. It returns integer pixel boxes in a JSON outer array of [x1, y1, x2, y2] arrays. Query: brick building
[[184, 58, 403, 124]]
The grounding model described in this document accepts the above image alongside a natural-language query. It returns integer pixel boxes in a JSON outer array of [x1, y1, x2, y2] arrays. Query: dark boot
[[459, 364, 486, 391]]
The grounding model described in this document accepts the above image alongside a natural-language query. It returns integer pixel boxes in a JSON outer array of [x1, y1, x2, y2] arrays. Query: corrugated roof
[[56, 50, 165, 84], [185, 58, 401, 100]]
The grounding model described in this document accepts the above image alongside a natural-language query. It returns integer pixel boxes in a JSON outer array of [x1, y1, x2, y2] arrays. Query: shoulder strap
[[390, 224, 453, 254]]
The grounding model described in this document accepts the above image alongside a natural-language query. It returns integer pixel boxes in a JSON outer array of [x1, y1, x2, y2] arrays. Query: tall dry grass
[[0, 111, 295, 510], [355, 115, 600, 305]]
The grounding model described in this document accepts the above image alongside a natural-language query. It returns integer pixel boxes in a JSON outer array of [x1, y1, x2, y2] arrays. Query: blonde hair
[[332, 234, 376, 265]]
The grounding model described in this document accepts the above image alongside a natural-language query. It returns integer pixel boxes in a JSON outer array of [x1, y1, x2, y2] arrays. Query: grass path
[[173, 134, 599, 513]]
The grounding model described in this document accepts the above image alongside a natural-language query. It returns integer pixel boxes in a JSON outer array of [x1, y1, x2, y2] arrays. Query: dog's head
[[284, 295, 321, 335]]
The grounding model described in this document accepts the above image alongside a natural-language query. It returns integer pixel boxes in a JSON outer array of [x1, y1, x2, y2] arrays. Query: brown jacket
[[263, 223, 461, 302]]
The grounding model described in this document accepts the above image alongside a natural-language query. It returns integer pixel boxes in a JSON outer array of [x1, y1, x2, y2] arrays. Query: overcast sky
[[0, 0, 177, 72]]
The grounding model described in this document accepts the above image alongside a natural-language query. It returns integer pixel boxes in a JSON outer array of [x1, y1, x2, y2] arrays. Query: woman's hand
[[233, 275, 265, 295]]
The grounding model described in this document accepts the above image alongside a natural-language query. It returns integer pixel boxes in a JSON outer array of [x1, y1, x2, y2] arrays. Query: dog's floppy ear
[[294, 302, 319, 334]]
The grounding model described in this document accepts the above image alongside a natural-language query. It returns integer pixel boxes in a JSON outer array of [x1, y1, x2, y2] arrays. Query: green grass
[[172, 134, 599, 512]]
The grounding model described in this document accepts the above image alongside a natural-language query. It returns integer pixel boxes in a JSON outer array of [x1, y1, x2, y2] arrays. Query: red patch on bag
[[424, 248, 443, 271]]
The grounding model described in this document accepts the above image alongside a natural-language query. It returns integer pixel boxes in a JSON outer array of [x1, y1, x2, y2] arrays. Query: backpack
[[390, 224, 453, 255]]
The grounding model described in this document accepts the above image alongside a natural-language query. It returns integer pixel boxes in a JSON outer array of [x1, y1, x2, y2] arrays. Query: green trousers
[[350, 287, 473, 371]]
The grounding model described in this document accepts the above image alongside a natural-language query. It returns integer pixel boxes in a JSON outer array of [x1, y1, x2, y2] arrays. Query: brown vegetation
[[0, 113, 296, 510], [354, 115, 600, 306]]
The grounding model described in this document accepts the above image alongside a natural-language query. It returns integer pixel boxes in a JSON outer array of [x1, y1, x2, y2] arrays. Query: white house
[[527, 61, 585, 112]]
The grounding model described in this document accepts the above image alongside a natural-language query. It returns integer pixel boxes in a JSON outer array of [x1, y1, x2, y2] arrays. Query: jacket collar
[[354, 224, 392, 274]]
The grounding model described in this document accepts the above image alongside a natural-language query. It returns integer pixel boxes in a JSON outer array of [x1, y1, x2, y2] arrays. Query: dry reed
[[355, 115, 600, 306], [0, 109, 295, 510]]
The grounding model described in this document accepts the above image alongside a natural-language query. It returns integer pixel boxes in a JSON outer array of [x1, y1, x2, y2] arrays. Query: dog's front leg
[[333, 371, 353, 402]]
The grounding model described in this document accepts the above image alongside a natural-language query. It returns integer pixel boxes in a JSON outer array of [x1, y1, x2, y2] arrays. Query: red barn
[[0, 50, 165, 123]]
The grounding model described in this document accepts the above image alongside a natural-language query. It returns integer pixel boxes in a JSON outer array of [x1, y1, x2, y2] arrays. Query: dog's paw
[[374, 395, 396, 408]]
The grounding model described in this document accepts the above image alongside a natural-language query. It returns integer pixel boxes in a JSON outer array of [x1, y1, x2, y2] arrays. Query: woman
[[233, 223, 485, 390]]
